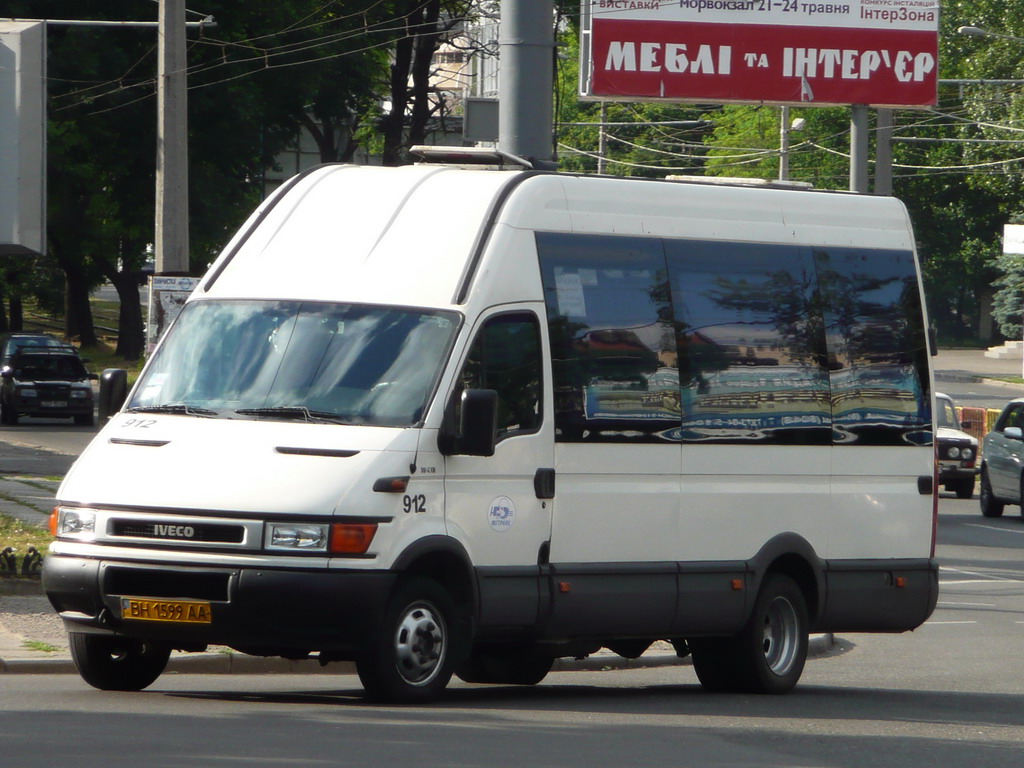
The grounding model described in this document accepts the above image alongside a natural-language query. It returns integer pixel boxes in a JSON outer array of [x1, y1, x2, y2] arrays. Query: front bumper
[[42, 554, 396, 658], [938, 461, 978, 483]]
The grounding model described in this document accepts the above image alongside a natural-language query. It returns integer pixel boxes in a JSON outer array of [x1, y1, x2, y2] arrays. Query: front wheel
[[356, 577, 461, 703], [69, 633, 171, 691], [980, 469, 1005, 518], [952, 477, 976, 500], [692, 573, 808, 695]]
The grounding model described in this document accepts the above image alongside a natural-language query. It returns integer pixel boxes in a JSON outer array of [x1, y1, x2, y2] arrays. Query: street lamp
[[957, 25, 1024, 44]]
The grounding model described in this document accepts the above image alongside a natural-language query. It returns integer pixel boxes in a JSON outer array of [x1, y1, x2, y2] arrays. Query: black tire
[[690, 639, 741, 692], [74, 412, 95, 427], [0, 400, 17, 426], [952, 477, 975, 500], [356, 577, 461, 703], [69, 633, 171, 691], [456, 643, 554, 686], [980, 469, 1005, 518], [693, 573, 808, 695]]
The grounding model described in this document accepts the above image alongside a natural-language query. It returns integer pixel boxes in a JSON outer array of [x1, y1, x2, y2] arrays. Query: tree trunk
[[111, 273, 145, 360], [63, 270, 98, 346], [408, 0, 443, 148], [9, 296, 22, 331]]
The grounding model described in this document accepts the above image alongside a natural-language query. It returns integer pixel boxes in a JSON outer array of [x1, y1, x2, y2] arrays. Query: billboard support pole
[[499, 0, 554, 167], [875, 109, 894, 196], [850, 105, 869, 194]]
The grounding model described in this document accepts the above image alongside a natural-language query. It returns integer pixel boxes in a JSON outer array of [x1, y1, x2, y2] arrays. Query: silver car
[[980, 397, 1024, 517]]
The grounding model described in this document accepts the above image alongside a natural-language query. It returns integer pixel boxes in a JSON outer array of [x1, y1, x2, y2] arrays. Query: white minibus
[[43, 149, 938, 702]]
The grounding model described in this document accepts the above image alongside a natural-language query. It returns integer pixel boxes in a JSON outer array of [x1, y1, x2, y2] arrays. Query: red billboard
[[580, 1, 939, 108]]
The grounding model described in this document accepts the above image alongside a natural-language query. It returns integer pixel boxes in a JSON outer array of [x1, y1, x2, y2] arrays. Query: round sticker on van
[[488, 496, 516, 532]]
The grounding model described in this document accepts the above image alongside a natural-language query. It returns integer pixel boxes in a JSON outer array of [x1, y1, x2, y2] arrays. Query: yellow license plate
[[121, 597, 212, 624]]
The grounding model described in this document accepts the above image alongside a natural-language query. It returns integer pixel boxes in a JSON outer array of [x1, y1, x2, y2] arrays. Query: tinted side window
[[816, 248, 931, 445], [458, 313, 542, 438], [537, 232, 679, 443], [665, 240, 831, 444]]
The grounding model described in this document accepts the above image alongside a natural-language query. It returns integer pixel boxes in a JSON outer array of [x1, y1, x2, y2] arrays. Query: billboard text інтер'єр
[[580, 0, 938, 108]]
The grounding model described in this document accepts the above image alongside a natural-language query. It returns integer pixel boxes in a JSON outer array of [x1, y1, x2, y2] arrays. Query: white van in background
[[43, 149, 938, 702]]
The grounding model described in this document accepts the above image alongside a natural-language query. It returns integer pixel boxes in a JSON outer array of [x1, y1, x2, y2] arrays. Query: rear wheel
[[692, 573, 808, 695], [69, 633, 171, 691], [356, 577, 461, 703], [980, 469, 1004, 518]]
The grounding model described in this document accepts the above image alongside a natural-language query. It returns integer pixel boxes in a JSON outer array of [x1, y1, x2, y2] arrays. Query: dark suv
[[0, 348, 97, 426], [0, 332, 67, 366]]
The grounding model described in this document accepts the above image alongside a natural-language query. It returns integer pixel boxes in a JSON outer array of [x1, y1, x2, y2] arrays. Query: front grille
[[110, 519, 245, 544]]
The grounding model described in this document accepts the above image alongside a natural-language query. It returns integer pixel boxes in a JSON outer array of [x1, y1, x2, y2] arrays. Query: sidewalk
[[5, 345, 1008, 677]]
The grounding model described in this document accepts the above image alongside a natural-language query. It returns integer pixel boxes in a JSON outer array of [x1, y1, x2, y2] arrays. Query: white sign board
[[146, 276, 201, 354], [1004, 224, 1024, 256], [0, 21, 46, 256]]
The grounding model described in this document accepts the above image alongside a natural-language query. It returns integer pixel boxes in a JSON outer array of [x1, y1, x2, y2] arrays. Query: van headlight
[[265, 523, 329, 552], [264, 522, 378, 555], [961, 447, 974, 461], [55, 508, 97, 540], [947, 446, 960, 459]]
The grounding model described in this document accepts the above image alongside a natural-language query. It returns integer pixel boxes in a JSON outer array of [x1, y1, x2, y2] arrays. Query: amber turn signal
[[329, 523, 378, 554]]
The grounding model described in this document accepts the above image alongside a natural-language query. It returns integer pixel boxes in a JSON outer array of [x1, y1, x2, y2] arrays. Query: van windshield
[[129, 300, 459, 426]]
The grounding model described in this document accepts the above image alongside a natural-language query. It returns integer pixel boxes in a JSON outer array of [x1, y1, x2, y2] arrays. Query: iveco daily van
[[43, 149, 938, 702]]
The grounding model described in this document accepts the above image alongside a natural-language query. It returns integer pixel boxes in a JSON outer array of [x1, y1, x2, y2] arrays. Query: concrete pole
[[779, 105, 790, 181], [498, 0, 554, 166], [874, 108, 893, 196], [849, 104, 869, 194], [155, 0, 189, 273]]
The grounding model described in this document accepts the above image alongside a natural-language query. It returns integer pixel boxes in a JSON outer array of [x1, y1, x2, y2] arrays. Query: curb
[[0, 633, 835, 676]]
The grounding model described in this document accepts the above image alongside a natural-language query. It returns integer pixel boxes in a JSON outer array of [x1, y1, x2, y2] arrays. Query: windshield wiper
[[126, 404, 219, 417], [234, 406, 346, 424]]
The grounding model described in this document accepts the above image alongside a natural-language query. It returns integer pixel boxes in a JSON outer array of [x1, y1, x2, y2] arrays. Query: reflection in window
[[816, 248, 931, 445], [665, 241, 831, 444], [538, 232, 679, 442], [537, 231, 930, 447], [130, 300, 459, 427], [458, 313, 543, 438]]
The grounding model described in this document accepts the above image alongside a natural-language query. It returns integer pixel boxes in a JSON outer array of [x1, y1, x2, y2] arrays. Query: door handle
[[534, 468, 555, 499]]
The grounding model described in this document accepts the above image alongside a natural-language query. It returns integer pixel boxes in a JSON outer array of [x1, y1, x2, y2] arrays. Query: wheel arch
[[390, 535, 478, 629], [747, 533, 824, 625]]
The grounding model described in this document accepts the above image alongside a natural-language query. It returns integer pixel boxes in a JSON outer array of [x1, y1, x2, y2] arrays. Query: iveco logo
[[154, 524, 196, 539]]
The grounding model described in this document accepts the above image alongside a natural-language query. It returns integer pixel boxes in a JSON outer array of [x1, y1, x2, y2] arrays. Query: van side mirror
[[960, 419, 973, 430], [98, 368, 129, 421], [1004, 426, 1024, 441], [439, 389, 498, 457]]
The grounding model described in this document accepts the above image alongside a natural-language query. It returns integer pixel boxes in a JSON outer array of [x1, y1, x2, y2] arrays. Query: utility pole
[[155, 0, 189, 274], [849, 105, 869, 193], [498, 0, 555, 167]]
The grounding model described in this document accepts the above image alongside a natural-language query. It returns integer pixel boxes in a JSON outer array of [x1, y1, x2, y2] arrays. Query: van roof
[[199, 164, 915, 311]]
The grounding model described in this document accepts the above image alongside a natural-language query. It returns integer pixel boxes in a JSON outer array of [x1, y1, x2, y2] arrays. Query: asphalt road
[[0, 494, 1021, 767]]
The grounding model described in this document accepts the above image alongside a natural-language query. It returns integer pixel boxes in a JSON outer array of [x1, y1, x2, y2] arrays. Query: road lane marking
[[964, 523, 1024, 535], [924, 620, 977, 625], [936, 601, 995, 607], [939, 567, 1024, 583]]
